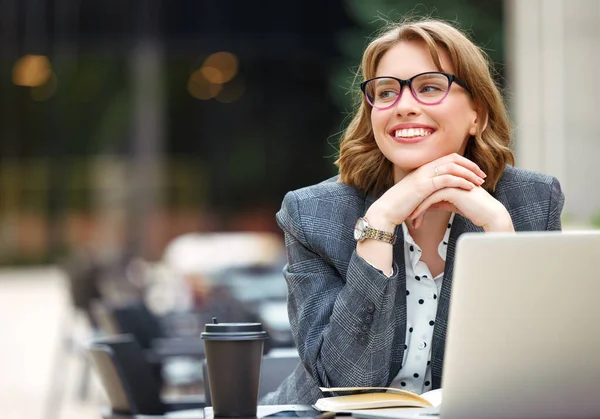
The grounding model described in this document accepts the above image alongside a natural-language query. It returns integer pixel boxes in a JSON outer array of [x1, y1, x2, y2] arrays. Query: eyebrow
[[374, 78, 397, 87]]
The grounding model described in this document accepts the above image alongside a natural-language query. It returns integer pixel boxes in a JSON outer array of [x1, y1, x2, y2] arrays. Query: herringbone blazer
[[261, 165, 564, 405]]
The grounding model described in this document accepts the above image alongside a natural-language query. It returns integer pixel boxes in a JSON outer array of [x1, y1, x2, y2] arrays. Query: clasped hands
[[366, 153, 514, 233]]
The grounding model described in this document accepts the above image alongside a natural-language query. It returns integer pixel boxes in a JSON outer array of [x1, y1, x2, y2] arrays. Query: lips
[[387, 126, 436, 144], [388, 124, 436, 141], [394, 127, 433, 138]]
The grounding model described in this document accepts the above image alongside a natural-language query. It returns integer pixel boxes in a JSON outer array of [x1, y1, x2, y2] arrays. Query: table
[[202, 405, 439, 419], [203, 405, 318, 419]]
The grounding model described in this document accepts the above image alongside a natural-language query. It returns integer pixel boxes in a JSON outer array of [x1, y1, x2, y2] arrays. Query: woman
[[262, 17, 564, 404]]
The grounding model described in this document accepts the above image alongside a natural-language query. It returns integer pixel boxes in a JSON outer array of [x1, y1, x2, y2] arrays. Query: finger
[[429, 202, 462, 216], [429, 202, 454, 211], [411, 203, 432, 223], [411, 190, 451, 220], [413, 213, 425, 229], [446, 153, 487, 178], [434, 202, 465, 218], [430, 174, 475, 192], [409, 202, 454, 222], [436, 162, 485, 186]]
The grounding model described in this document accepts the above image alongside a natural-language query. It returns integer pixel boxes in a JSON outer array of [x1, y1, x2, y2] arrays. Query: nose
[[394, 85, 420, 116]]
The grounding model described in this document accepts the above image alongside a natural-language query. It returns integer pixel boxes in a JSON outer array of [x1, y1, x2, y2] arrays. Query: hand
[[365, 153, 487, 231], [408, 186, 515, 232]]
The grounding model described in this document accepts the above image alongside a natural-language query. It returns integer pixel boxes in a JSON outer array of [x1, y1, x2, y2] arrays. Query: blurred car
[[144, 231, 293, 351]]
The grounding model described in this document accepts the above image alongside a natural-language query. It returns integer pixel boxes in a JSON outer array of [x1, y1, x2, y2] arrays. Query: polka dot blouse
[[390, 213, 455, 394]]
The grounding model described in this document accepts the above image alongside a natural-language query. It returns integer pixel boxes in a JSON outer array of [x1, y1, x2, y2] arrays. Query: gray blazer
[[261, 166, 564, 405]]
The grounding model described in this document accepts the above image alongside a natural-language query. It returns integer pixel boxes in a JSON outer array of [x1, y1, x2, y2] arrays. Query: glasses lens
[[411, 73, 450, 104], [363, 78, 401, 108]]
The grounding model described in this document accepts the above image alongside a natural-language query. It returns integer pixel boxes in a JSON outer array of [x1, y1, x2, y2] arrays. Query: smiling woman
[[261, 17, 565, 405], [340, 20, 513, 197], [366, 41, 479, 182]]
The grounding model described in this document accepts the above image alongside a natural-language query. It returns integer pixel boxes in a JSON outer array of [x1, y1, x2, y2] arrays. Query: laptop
[[352, 231, 600, 419], [441, 231, 600, 419]]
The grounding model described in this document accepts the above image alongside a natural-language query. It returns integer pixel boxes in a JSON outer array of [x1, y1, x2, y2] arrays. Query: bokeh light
[[188, 52, 242, 101], [187, 69, 222, 100], [12, 55, 52, 87], [200, 66, 225, 84], [202, 52, 238, 83]]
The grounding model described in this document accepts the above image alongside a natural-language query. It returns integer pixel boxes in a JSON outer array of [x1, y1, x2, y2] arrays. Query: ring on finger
[[434, 166, 440, 177]]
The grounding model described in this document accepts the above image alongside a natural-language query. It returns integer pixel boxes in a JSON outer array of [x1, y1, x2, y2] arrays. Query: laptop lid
[[441, 231, 600, 419]]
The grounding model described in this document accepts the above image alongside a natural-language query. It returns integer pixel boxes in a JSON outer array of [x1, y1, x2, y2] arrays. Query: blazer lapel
[[430, 214, 483, 388]]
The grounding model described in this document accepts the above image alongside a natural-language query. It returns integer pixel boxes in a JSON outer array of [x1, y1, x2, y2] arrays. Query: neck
[[393, 167, 409, 184]]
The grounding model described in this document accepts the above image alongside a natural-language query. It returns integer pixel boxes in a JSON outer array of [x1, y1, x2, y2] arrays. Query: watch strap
[[363, 226, 397, 245]]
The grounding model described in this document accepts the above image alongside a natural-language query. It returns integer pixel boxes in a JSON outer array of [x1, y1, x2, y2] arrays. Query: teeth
[[394, 128, 431, 138]]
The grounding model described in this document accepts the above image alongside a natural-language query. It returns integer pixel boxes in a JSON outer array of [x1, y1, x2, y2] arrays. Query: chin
[[388, 154, 438, 172]]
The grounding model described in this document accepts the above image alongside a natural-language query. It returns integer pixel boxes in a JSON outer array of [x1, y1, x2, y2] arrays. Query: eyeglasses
[[360, 72, 470, 109]]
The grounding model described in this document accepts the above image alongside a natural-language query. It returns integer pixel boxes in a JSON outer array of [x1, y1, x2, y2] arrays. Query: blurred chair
[[85, 334, 205, 418], [202, 349, 300, 406], [57, 246, 104, 403], [108, 301, 163, 350], [93, 300, 206, 389], [97, 300, 205, 359]]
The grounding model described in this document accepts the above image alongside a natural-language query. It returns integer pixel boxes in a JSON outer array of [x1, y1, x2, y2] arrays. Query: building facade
[[506, 0, 600, 224]]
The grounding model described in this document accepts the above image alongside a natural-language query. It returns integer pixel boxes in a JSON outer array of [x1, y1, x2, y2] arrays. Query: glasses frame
[[360, 72, 470, 109]]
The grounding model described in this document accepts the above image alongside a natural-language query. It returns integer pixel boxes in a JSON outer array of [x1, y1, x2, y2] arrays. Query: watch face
[[354, 218, 366, 240]]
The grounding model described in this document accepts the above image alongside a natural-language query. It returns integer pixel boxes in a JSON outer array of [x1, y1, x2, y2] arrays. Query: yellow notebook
[[314, 387, 442, 412]]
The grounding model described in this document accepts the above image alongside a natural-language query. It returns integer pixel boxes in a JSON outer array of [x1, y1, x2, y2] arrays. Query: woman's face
[[370, 40, 478, 181]]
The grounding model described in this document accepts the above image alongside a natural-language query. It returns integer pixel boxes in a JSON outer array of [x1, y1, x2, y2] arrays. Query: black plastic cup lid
[[201, 321, 268, 341]]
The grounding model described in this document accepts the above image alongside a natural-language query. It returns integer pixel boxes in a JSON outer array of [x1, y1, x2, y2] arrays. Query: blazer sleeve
[[276, 190, 404, 389], [547, 176, 565, 231]]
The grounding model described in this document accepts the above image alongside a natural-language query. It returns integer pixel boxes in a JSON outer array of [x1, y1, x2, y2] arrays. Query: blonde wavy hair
[[335, 18, 514, 196]]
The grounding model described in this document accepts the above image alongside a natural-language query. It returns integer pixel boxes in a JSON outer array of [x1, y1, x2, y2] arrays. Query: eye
[[376, 88, 399, 101], [379, 90, 397, 98], [412, 74, 449, 96], [419, 84, 442, 93], [418, 84, 444, 93]]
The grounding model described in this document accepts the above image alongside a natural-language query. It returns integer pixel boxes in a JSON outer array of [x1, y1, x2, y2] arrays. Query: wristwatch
[[354, 217, 397, 245]]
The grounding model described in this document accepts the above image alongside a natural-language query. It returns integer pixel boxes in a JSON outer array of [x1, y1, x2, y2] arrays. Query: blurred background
[[0, 0, 598, 418]]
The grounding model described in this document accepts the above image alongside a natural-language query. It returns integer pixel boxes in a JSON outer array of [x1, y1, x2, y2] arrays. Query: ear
[[468, 110, 488, 136]]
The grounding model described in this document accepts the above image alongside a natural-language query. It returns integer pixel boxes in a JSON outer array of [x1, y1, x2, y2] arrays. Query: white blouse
[[390, 213, 455, 394]]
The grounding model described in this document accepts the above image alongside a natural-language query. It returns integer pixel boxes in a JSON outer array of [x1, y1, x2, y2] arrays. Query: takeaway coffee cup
[[201, 318, 269, 417]]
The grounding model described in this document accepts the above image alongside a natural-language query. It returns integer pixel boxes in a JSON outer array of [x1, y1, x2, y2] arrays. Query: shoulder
[[496, 165, 559, 188], [284, 175, 362, 201], [276, 175, 365, 241], [495, 165, 563, 203], [280, 175, 365, 215], [494, 165, 564, 230]]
